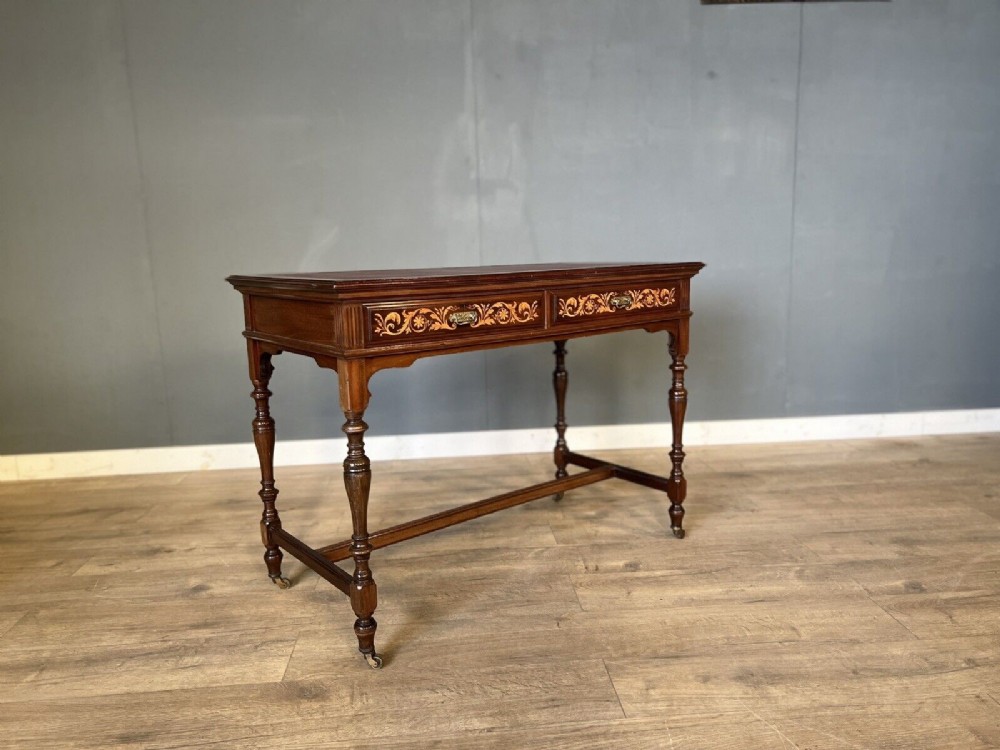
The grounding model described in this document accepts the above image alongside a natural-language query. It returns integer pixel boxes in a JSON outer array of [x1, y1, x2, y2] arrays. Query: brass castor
[[364, 653, 384, 669], [270, 575, 292, 589], [553, 491, 565, 502], [672, 528, 685, 539]]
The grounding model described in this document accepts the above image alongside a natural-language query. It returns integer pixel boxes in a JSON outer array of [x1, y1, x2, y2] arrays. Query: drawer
[[551, 284, 681, 324], [365, 292, 545, 344]]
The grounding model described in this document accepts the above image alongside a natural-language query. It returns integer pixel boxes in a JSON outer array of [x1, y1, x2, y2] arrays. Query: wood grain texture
[[0, 433, 998, 748]]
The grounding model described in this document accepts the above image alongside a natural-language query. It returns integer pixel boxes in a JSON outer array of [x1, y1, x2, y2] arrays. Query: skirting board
[[2, 408, 998, 482]]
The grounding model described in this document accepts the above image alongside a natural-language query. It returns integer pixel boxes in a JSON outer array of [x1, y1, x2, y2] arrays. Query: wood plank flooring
[[0, 434, 998, 749]]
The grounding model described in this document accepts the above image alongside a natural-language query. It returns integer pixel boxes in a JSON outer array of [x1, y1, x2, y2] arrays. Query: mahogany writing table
[[227, 262, 705, 668]]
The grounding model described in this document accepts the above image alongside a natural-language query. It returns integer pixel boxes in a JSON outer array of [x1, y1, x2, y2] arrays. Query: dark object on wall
[[703, 1, 887, 4]]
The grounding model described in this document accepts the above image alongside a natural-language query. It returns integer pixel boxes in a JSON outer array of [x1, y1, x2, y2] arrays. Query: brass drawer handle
[[609, 293, 633, 310], [448, 309, 479, 327]]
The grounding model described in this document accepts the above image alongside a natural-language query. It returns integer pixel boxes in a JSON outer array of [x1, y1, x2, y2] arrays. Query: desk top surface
[[228, 261, 704, 295]]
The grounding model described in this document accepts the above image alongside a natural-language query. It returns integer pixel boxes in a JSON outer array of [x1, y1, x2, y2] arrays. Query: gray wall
[[2, 0, 998, 455]]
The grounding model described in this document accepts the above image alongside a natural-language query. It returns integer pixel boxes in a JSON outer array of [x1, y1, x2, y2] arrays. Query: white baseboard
[[2, 408, 998, 482]]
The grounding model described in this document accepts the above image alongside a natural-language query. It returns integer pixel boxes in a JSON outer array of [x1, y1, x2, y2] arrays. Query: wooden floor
[[1, 434, 998, 749]]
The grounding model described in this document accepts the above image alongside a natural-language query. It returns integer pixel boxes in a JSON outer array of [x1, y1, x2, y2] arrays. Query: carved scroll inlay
[[557, 287, 677, 319], [373, 300, 539, 337]]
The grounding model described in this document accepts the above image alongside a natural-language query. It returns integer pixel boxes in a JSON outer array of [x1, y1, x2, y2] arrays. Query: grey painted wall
[[1, 0, 998, 454]]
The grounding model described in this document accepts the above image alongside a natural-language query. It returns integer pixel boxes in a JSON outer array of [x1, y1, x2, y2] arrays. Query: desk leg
[[339, 360, 381, 668], [668, 326, 689, 539], [250, 349, 290, 588], [552, 340, 569, 501]]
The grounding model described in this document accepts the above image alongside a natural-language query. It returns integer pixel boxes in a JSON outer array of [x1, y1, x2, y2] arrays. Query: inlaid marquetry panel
[[551, 285, 681, 323], [365, 294, 545, 344]]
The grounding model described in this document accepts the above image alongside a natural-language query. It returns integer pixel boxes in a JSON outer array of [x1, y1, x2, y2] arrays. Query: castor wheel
[[672, 528, 685, 539], [270, 575, 292, 589], [364, 653, 383, 669], [553, 491, 565, 502]]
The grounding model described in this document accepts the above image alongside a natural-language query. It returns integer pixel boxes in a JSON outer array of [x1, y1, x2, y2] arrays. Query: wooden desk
[[227, 262, 705, 668]]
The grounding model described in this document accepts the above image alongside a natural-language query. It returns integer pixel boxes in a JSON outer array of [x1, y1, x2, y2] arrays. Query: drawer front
[[366, 293, 545, 344], [552, 284, 682, 323]]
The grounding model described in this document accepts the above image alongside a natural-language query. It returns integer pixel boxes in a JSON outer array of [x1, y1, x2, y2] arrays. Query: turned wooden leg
[[343, 409, 380, 668], [668, 327, 689, 539], [250, 348, 290, 588], [338, 358, 381, 668], [552, 340, 569, 501]]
